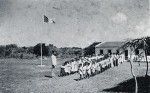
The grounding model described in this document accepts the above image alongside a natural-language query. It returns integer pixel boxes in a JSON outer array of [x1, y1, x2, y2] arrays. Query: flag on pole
[[44, 15, 49, 23], [50, 19, 55, 24]]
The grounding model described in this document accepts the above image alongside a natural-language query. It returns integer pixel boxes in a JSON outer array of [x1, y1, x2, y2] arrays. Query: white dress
[[64, 64, 71, 73], [74, 62, 78, 72], [87, 64, 92, 75], [110, 55, 114, 67], [82, 66, 87, 75], [95, 63, 101, 71], [71, 61, 75, 72], [91, 64, 96, 73], [51, 54, 57, 66]]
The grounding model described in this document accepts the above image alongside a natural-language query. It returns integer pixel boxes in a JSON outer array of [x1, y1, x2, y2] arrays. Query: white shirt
[[65, 64, 71, 73], [51, 54, 57, 66], [64, 65, 69, 73]]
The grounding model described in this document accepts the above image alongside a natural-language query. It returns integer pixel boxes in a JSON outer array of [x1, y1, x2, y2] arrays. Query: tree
[[48, 44, 59, 56], [58, 47, 82, 58], [119, 36, 150, 93], [0, 45, 6, 57], [5, 44, 18, 57], [33, 43, 49, 56], [6, 44, 17, 50], [27, 47, 34, 54]]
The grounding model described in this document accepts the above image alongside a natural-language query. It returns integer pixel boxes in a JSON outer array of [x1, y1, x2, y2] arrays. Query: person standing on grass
[[78, 64, 83, 80], [87, 62, 92, 78], [51, 51, 57, 77], [67, 61, 72, 75], [64, 61, 70, 76], [91, 61, 96, 76], [74, 58, 79, 73]]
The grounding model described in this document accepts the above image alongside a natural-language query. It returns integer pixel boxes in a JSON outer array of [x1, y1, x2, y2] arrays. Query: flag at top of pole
[[44, 15, 49, 23], [44, 15, 56, 24]]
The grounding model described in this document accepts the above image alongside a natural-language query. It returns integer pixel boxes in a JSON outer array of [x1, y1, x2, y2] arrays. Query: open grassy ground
[[0, 58, 150, 93]]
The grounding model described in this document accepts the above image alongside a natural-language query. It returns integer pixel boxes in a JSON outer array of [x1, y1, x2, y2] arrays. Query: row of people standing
[[109, 54, 124, 68], [59, 54, 124, 78], [59, 56, 104, 78], [59, 57, 100, 77], [78, 54, 125, 79]]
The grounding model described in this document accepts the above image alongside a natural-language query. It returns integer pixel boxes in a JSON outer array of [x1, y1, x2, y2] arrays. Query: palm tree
[[119, 36, 150, 93]]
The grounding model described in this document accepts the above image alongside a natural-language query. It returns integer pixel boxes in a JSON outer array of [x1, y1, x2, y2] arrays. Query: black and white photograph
[[0, 0, 150, 93]]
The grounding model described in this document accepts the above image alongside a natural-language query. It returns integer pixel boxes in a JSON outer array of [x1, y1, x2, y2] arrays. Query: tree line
[[0, 43, 82, 59]]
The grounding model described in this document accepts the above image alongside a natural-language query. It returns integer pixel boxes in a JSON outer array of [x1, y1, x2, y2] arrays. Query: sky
[[0, 0, 149, 48]]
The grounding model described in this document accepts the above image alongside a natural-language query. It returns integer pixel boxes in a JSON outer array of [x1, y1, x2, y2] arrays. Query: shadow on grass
[[103, 76, 150, 93]]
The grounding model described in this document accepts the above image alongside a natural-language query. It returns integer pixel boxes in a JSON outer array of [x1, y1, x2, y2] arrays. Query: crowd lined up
[[59, 53, 125, 80]]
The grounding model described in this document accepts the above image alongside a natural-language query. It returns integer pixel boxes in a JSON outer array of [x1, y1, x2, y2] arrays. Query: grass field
[[0, 58, 150, 93]]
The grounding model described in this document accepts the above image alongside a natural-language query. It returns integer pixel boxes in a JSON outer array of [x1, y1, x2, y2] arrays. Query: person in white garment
[[68, 61, 72, 75], [91, 61, 96, 76], [71, 59, 76, 74], [51, 51, 57, 77], [110, 54, 115, 67], [51, 52, 57, 68], [74, 58, 79, 73], [82, 63, 87, 78], [87, 62, 92, 78], [64, 61, 71, 75], [78, 64, 83, 79], [95, 62, 101, 74]]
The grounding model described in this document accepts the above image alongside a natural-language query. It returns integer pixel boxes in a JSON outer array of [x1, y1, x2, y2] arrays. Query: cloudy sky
[[0, 0, 149, 48]]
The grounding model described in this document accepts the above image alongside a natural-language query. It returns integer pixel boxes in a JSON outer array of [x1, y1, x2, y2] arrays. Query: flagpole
[[40, 43, 43, 66], [38, 15, 48, 67]]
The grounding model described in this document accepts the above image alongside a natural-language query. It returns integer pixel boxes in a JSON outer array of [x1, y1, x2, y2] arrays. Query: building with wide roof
[[95, 41, 125, 56]]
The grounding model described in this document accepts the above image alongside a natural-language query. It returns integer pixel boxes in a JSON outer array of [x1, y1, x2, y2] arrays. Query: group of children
[[59, 57, 104, 79], [59, 54, 124, 80], [59, 59, 78, 76], [78, 59, 102, 79]]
